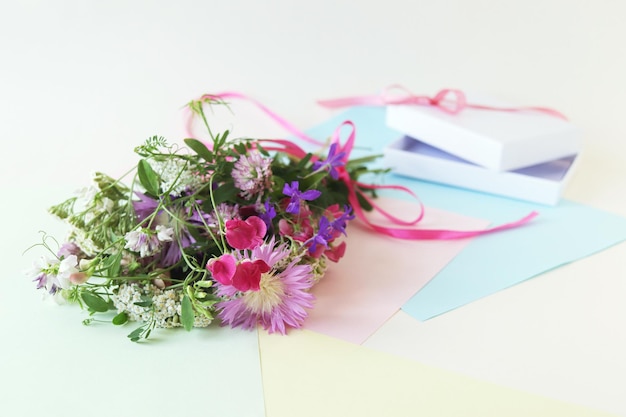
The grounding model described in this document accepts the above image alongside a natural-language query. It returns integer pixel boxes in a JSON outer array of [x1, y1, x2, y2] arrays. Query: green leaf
[[181, 294, 194, 332], [300, 172, 327, 190], [345, 154, 383, 167], [81, 292, 110, 313], [137, 159, 160, 195], [256, 142, 269, 156], [356, 192, 373, 212], [127, 326, 144, 342], [233, 143, 247, 155], [112, 312, 128, 326], [133, 295, 153, 308], [295, 152, 313, 169], [184, 138, 214, 161], [102, 252, 122, 277], [210, 182, 239, 206]]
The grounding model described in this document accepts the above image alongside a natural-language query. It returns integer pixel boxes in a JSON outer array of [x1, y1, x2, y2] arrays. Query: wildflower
[[206, 203, 240, 231], [57, 242, 81, 258], [113, 283, 213, 328], [231, 260, 271, 292], [124, 226, 173, 258], [208, 253, 270, 291], [132, 192, 160, 221], [325, 241, 347, 262], [305, 207, 352, 259], [225, 216, 267, 250], [306, 216, 334, 255], [232, 150, 273, 199], [282, 181, 321, 215], [277, 213, 315, 243], [155, 225, 174, 242], [149, 157, 204, 196], [207, 254, 237, 285], [326, 204, 355, 237], [258, 199, 276, 231], [27, 255, 79, 293], [132, 193, 207, 267], [312, 143, 346, 180], [215, 239, 315, 334], [69, 272, 89, 285]]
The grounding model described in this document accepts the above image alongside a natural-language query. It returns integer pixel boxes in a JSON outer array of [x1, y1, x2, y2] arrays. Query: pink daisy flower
[[214, 238, 315, 334]]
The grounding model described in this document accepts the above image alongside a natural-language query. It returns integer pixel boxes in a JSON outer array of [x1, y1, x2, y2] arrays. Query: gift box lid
[[383, 135, 580, 206], [386, 96, 582, 171]]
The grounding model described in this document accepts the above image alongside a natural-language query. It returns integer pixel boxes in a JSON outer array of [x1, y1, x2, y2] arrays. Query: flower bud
[[69, 272, 89, 285]]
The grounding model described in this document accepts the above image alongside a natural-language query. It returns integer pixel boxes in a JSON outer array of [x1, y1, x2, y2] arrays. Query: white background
[[1, 1, 625, 416]]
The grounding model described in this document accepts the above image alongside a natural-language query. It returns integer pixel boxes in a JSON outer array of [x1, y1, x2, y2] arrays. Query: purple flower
[[282, 181, 321, 215], [215, 238, 315, 334], [131, 193, 209, 267], [258, 199, 276, 231], [307, 216, 334, 255], [132, 192, 160, 222], [330, 205, 355, 236], [57, 242, 81, 258], [312, 143, 346, 180]]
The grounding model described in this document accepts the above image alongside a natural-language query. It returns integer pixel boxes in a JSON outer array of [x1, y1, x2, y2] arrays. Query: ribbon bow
[[318, 85, 568, 120]]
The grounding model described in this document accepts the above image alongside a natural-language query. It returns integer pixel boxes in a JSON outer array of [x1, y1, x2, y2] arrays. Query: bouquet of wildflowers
[[26, 97, 384, 341]]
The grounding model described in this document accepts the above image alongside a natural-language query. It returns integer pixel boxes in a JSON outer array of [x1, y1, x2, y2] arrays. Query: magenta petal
[[246, 216, 267, 239], [207, 254, 236, 285], [231, 260, 269, 292], [225, 217, 267, 250]]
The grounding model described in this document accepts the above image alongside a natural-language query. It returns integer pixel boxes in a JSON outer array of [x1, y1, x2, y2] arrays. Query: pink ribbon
[[318, 85, 568, 120], [326, 121, 538, 240], [188, 91, 539, 239]]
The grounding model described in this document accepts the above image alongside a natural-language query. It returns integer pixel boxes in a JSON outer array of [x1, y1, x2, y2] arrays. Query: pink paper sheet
[[303, 197, 489, 344]]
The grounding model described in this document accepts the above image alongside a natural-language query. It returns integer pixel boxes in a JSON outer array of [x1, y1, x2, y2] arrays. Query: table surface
[[1, 1, 625, 416]]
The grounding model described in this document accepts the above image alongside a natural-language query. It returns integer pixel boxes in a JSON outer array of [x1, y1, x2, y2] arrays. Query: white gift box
[[386, 98, 581, 171], [383, 136, 580, 206]]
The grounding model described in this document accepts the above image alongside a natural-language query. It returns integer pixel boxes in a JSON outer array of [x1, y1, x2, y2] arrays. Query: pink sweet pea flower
[[325, 241, 347, 262], [278, 218, 315, 242], [225, 216, 267, 250], [207, 253, 237, 285], [231, 260, 271, 292]]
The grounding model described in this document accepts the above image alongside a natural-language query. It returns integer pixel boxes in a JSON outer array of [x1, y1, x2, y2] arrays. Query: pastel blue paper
[[307, 106, 626, 320]]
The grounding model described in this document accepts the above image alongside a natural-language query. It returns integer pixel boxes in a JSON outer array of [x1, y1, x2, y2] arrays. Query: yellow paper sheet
[[259, 329, 616, 417]]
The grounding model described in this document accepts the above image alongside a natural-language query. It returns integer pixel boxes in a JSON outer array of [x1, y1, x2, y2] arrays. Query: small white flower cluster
[[69, 230, 101, 257], [68, 180, 117, 256], [149, 158, 205, 196], [77, 184, 115, 224], [113, 283, 212, 328]]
